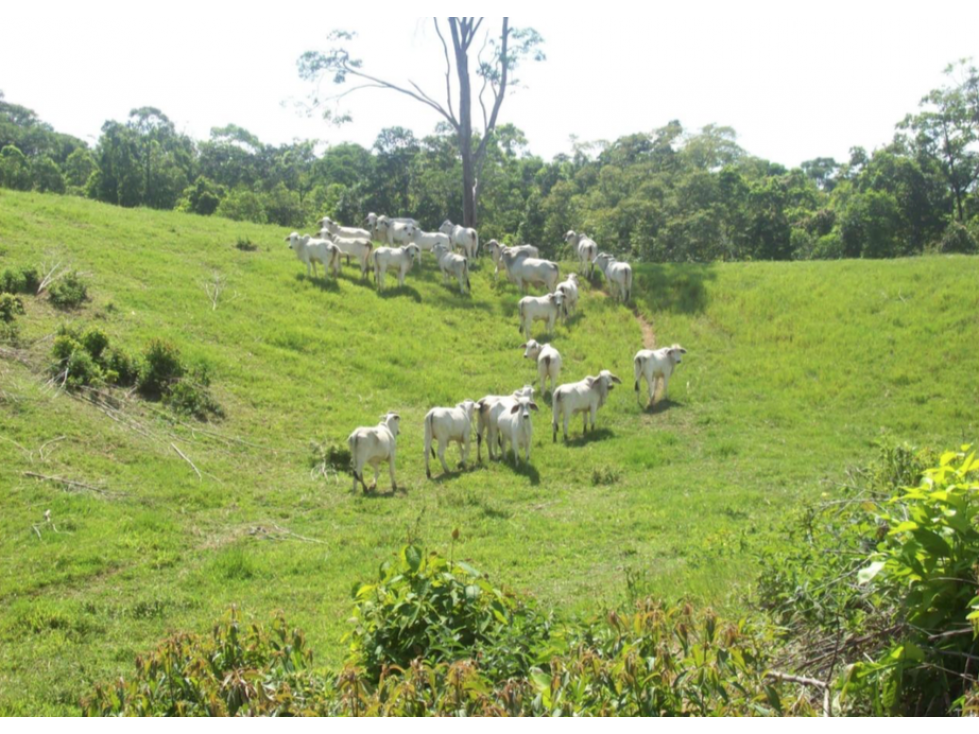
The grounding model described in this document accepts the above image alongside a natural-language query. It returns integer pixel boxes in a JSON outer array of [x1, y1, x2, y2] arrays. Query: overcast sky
[[2, 4, 977, 167]]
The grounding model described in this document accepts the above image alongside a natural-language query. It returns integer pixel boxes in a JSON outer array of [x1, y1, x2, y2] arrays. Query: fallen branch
[[766, 671, 832, 717], [170, 443, 202, 481], [23, 471, 112, 496]]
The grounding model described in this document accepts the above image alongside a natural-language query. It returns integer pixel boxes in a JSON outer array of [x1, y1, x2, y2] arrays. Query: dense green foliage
[[85, 549, 797, 717], [758, 445, 979, 716], [2, 61, 977, 261], [1, 193, 977, 714]]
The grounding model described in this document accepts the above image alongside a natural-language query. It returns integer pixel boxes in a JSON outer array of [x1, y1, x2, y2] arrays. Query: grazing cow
[[593, 252, 633, 302], [373, 244, 420, 291], [411, 228, 452, 262], [517, 292, 566, 340], [522, 339, 562, 395], [565, 231, 598, 276], [634, 344, 688, 406], [432, 243, 471, 294], [324, 232, 373, 278], [496, 395, 539, 466], [475, 385, 535, 462], [285, 232, 340, 278], [552, 370, 622, 442], [424, 400, 477, 478], [375, 217, 417, 248], [440, 219, 479, 260], [348, 413, 400, 493], [319, 217, 372, 241], [500, 250, 560, 293], [556, 273, 580, 318]]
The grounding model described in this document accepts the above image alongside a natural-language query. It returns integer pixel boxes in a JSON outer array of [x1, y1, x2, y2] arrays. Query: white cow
[[424, 400, 477, 478], [432, 243, 471, 294], [517, 292, 566, 340], [496, 395, 539, 466], [373, 244, 420, 291], [366, 212, 419, 231], [440, 219, 479, 260], [486, 240, 539, 282], [285, 232, 340, 279], [347, 413, 400, 493], [556, 273, 580, 318], [319, 216, 372, 241], [552, 370, 622, 442], [634, 344, 687, 406], [375, 218, 418, 248], [565, 231, 598, 276], [411, 228, 452, 262], [324, 232, 373, 278], [500, 250, 560, 293], [522, 340, 562, 395], [475, 386, 535, 462], [594, 252, 633, 302]]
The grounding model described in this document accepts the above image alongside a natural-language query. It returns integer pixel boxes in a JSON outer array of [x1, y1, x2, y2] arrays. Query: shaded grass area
[[0, 190, 977, 713]]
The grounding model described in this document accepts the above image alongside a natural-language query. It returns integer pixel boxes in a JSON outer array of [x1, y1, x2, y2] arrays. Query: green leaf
[[404, 544, 423, 573]]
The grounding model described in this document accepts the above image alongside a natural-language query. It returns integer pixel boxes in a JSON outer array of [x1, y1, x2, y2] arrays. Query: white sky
[[2, 4, 977, 168]]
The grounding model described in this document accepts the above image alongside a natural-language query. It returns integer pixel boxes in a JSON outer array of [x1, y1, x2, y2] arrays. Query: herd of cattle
[[284, 212, 686, 493]]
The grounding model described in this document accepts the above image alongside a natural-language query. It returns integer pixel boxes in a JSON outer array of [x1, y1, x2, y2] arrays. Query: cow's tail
[[552, 391, 561, 443], [472, 231, 479, 259], [349, 434, 360, 481], [464, 258, 471, 292], [625, 267, 633, 302], [517, 301, 525, 334], [634, 355, 643, 393]]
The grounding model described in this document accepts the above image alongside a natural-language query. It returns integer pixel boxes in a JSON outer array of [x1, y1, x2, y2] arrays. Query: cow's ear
[[510, 404, 521, 414], [529, 402, 539, 412], [586, 377, 597, 388]]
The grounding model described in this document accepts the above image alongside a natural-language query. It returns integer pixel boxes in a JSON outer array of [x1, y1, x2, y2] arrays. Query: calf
[[565, 231, 599, 276], [424, 400, 477, 478], [634, 344, 687, 405], [325, 232, 373, 278], [475, 385, 535, 462], [432, 243, 471, 294], [319, 216, 372, 241], [373, 244, 420, 291], [496, 395, 539, 466], [522, 340, 562, 395], [518, 292, 566, 340], [552, 370, 622, 442], [285, 232, 340, 279], [347, 413, 400, 493], [594, 252, 633, 302], [375, 217, 417, 247]]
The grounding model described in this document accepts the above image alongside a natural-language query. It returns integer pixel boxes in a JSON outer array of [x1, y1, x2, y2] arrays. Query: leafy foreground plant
[[758, 445, 979, 716], [85, 546, 799, 716]]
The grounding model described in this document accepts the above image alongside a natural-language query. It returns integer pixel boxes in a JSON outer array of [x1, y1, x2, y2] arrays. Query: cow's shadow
[[558, 428, 615, 448], [378, 285, 422, 303], [496, 458, 540, 485], [430, 464, 479, 484], [353, 483, 408, 499], [644, 398, 683, 415], [295, 273, 341, 292]]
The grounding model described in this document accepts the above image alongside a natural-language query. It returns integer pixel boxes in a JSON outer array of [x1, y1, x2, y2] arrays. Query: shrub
[[104, 347, 138, 386], [49, 325, 137, 390], [309, 440, 352, 476], [0, 268, 26, 295], [137, 339, 185, 398], [0, 293, 25, 323], [48, 271, 89, 309], [19, 266, 40, 294], [234, 237, 258, 252], [165, 373, 224, 421]]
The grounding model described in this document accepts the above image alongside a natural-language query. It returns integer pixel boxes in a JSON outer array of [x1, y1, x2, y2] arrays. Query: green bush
[[0, 268, 26, 295], [0, 293, 25, 323], [19, 266, 40, 294], [165, 373, 224, 421], [137, 339, 185, 398], [86, 546, 799, 717], [50, 325, 137, 390], [48, 271, 89, 309], [758, 444, 979, 716], [347, 544, 553, 684]]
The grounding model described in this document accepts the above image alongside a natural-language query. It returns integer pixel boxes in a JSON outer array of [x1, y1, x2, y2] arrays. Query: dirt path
[[633, 307, 656, 349]]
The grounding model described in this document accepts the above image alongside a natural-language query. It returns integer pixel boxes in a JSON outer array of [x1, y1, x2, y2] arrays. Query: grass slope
[[1, 189, 977, 714]]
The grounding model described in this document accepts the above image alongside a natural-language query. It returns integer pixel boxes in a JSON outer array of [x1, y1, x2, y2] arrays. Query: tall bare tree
[[298, 18, 544, 227]]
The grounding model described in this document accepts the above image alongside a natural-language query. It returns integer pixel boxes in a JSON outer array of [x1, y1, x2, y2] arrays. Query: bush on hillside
[[48, 271, 89, 309], [0, 293, 25, 323], [85, 544, 800, 717]]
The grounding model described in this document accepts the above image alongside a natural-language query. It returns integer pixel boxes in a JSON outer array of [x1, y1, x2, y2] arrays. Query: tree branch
[[473, 18, 510, 179], [433, 18, 456, 122]]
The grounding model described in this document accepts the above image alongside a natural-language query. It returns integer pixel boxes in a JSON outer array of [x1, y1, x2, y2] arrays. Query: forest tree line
[[1, 61, 977, 261]]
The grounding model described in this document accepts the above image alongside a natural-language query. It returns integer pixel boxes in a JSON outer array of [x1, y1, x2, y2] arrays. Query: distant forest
[[1, 61, 977, 261]]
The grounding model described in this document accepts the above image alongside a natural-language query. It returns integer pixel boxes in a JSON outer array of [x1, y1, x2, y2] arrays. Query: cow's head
[[509, 397, 539, 422], [668, 345, 688, 365], [521, 339, 541, 360]]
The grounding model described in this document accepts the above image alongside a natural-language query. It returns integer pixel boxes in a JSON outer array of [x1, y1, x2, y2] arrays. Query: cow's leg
[[438, 441, 451, 474], [389, 453, 397, 491], [661, 374, 670, 401], [461, 433, 470, 468]]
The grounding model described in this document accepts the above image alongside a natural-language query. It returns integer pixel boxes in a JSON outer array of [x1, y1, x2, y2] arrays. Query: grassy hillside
[[0, 189, 977, 714]]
